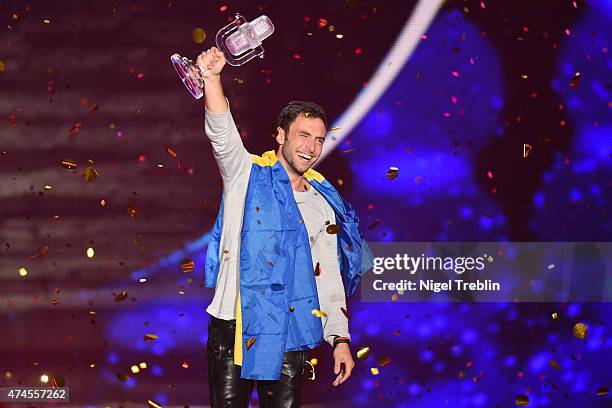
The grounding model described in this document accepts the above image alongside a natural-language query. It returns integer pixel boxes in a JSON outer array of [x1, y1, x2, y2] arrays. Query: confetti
[[289, 306, 295, 312], [181, 361, 189, 368], [551, 312, 558, 319], [314, 262, 321, 276], [377, 355, 391, 367], [569, 71, 581, 88], [139, 362, 147, 369], [572, 322, 588, 339], [325, 224, 341, 234], [114, 291, 128, 302], [86, 247, 94, 258], [83, 160, 99, 182], [69, 122, 81, 136], [180, 258, 194, 273], [386, 167, 399, 180], [130, 365, 140, 374], [18, 267, 27, 277], [40, 374, 49, 383], [0, 60, 4, 72], [523, 143, 532, 158], [548, 360, 561, 370], [116, 373, 129, 382], [311, 309, 327, 318], [515, 394, 529, 406], [370, 367, 379, 375], [61, 159, 78, 169], [547, 264, 555, 270], [367, 219, 381, 230], [192, 27, 206, 44], [128, 205, 138, 218], [246, 337, 256, 350], [164, 146, 178, 158], [147, 400, 162, 408], [356, 346, 371, 360], [143, 334, 159, 342], [596, 385, 609, 396]]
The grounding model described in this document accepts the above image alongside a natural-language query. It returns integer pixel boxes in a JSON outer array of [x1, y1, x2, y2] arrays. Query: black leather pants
[[207, 315, 308, 408]]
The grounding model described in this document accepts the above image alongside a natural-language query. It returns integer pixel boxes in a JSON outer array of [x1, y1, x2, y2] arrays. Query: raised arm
[[196, 47, 250, 183]]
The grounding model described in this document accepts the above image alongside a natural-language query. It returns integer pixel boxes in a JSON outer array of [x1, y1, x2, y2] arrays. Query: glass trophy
[[171, 13, 275, 99]]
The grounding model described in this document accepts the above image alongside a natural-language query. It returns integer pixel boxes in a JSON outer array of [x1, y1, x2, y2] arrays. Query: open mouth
[[297, 152, 313, 163]]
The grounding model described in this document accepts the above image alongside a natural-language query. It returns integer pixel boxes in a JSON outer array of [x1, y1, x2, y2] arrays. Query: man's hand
[[196, 47, 226, 78], [332, 343, 354, 386]]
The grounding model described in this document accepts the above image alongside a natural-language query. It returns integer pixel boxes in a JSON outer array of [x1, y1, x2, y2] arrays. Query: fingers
[[332, 359, 355, 386], [196, 48, 221, 71]]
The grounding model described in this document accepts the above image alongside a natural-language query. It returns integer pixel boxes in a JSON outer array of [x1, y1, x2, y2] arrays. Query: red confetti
[[292, 54, 301, 60], [69, 122, 81, 136], [219, 5, 228, 12], [137, 73, 144, 79], [451, 70, 460, 77], [354, 48, 363, 55], [318, 18, 328, 28], [487, 170, 493, 179], [451, 96, 458, 104], [480, 1, 486, 8], [138, 155, 146, 162]]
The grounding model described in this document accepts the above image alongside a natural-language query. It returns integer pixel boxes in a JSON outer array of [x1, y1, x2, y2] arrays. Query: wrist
[[332, 336, 351, 349]]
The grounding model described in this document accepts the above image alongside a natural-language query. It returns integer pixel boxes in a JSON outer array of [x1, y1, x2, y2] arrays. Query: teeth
[[298, 153, 312, 161]]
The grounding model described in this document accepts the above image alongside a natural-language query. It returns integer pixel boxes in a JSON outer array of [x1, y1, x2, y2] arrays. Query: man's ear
[[275, 127, 285, 145]]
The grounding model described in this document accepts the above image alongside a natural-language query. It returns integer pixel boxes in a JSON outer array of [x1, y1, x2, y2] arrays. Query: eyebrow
[[299, 131, 326, 139]]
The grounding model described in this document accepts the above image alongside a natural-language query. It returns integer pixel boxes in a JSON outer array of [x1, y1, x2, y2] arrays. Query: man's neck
[[277, 150, 308, 192]]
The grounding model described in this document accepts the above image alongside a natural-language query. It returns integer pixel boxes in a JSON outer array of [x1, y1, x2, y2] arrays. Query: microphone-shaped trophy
[[171, 13, 275, 99]]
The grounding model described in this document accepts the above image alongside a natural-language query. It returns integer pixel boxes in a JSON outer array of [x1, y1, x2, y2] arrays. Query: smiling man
[[199, 47, 372, 408]]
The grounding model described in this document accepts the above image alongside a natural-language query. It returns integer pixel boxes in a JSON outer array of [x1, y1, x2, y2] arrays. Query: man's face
[[277, 114, 326, 175]]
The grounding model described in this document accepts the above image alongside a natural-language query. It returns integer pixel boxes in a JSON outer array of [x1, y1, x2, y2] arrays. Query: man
[[199, 47, 373, 407]]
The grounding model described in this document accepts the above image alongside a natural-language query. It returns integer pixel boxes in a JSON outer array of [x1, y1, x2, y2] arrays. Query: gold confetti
[[391, 293, 398, 301], [547, 264, 555, 270], [4, 371, 12, 379], [515, 394, 529, 406], [386, 167, 399, 180], [86, 247, 94, 258], [192, 27, 207, 44], [40, 374, 49, 383], [325, 224, 341, 234], [144, 334, 159, 342], [487, 255, 494, 262], [551, 312, 558, 319], [289, 306, 295, 312], [18, 267, 27, 277], [330, 127, 341, 131], [356, 346, 371, 360], [114, 291, 128, 302], [43, 19, 51, 24], [130, 365, 140, 374], [165, 146, 177, 157], [181, 361, 189, 369], [61, 159, 78, 169], [83, 160, 99, 182], [370, 367, 379, 375], [128, 205, 138, 218], [246, 337, 257, 350], [572, 322, 588, 339], [310, 358, 318, 366], [596, 385, 609, 396], [116, 373, 129, 382], [523, 143, 532, 158], [314, 262, 321, 276], [89, 311, 96, 317], [147, 400, 163, 408], [100, 199, 106, 206], [139, 362, 147, 369], [548, 360, 561, 370], [181, 258, 194, 273], [311, 309, 327, 318], [569, 71, 581, 88]]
